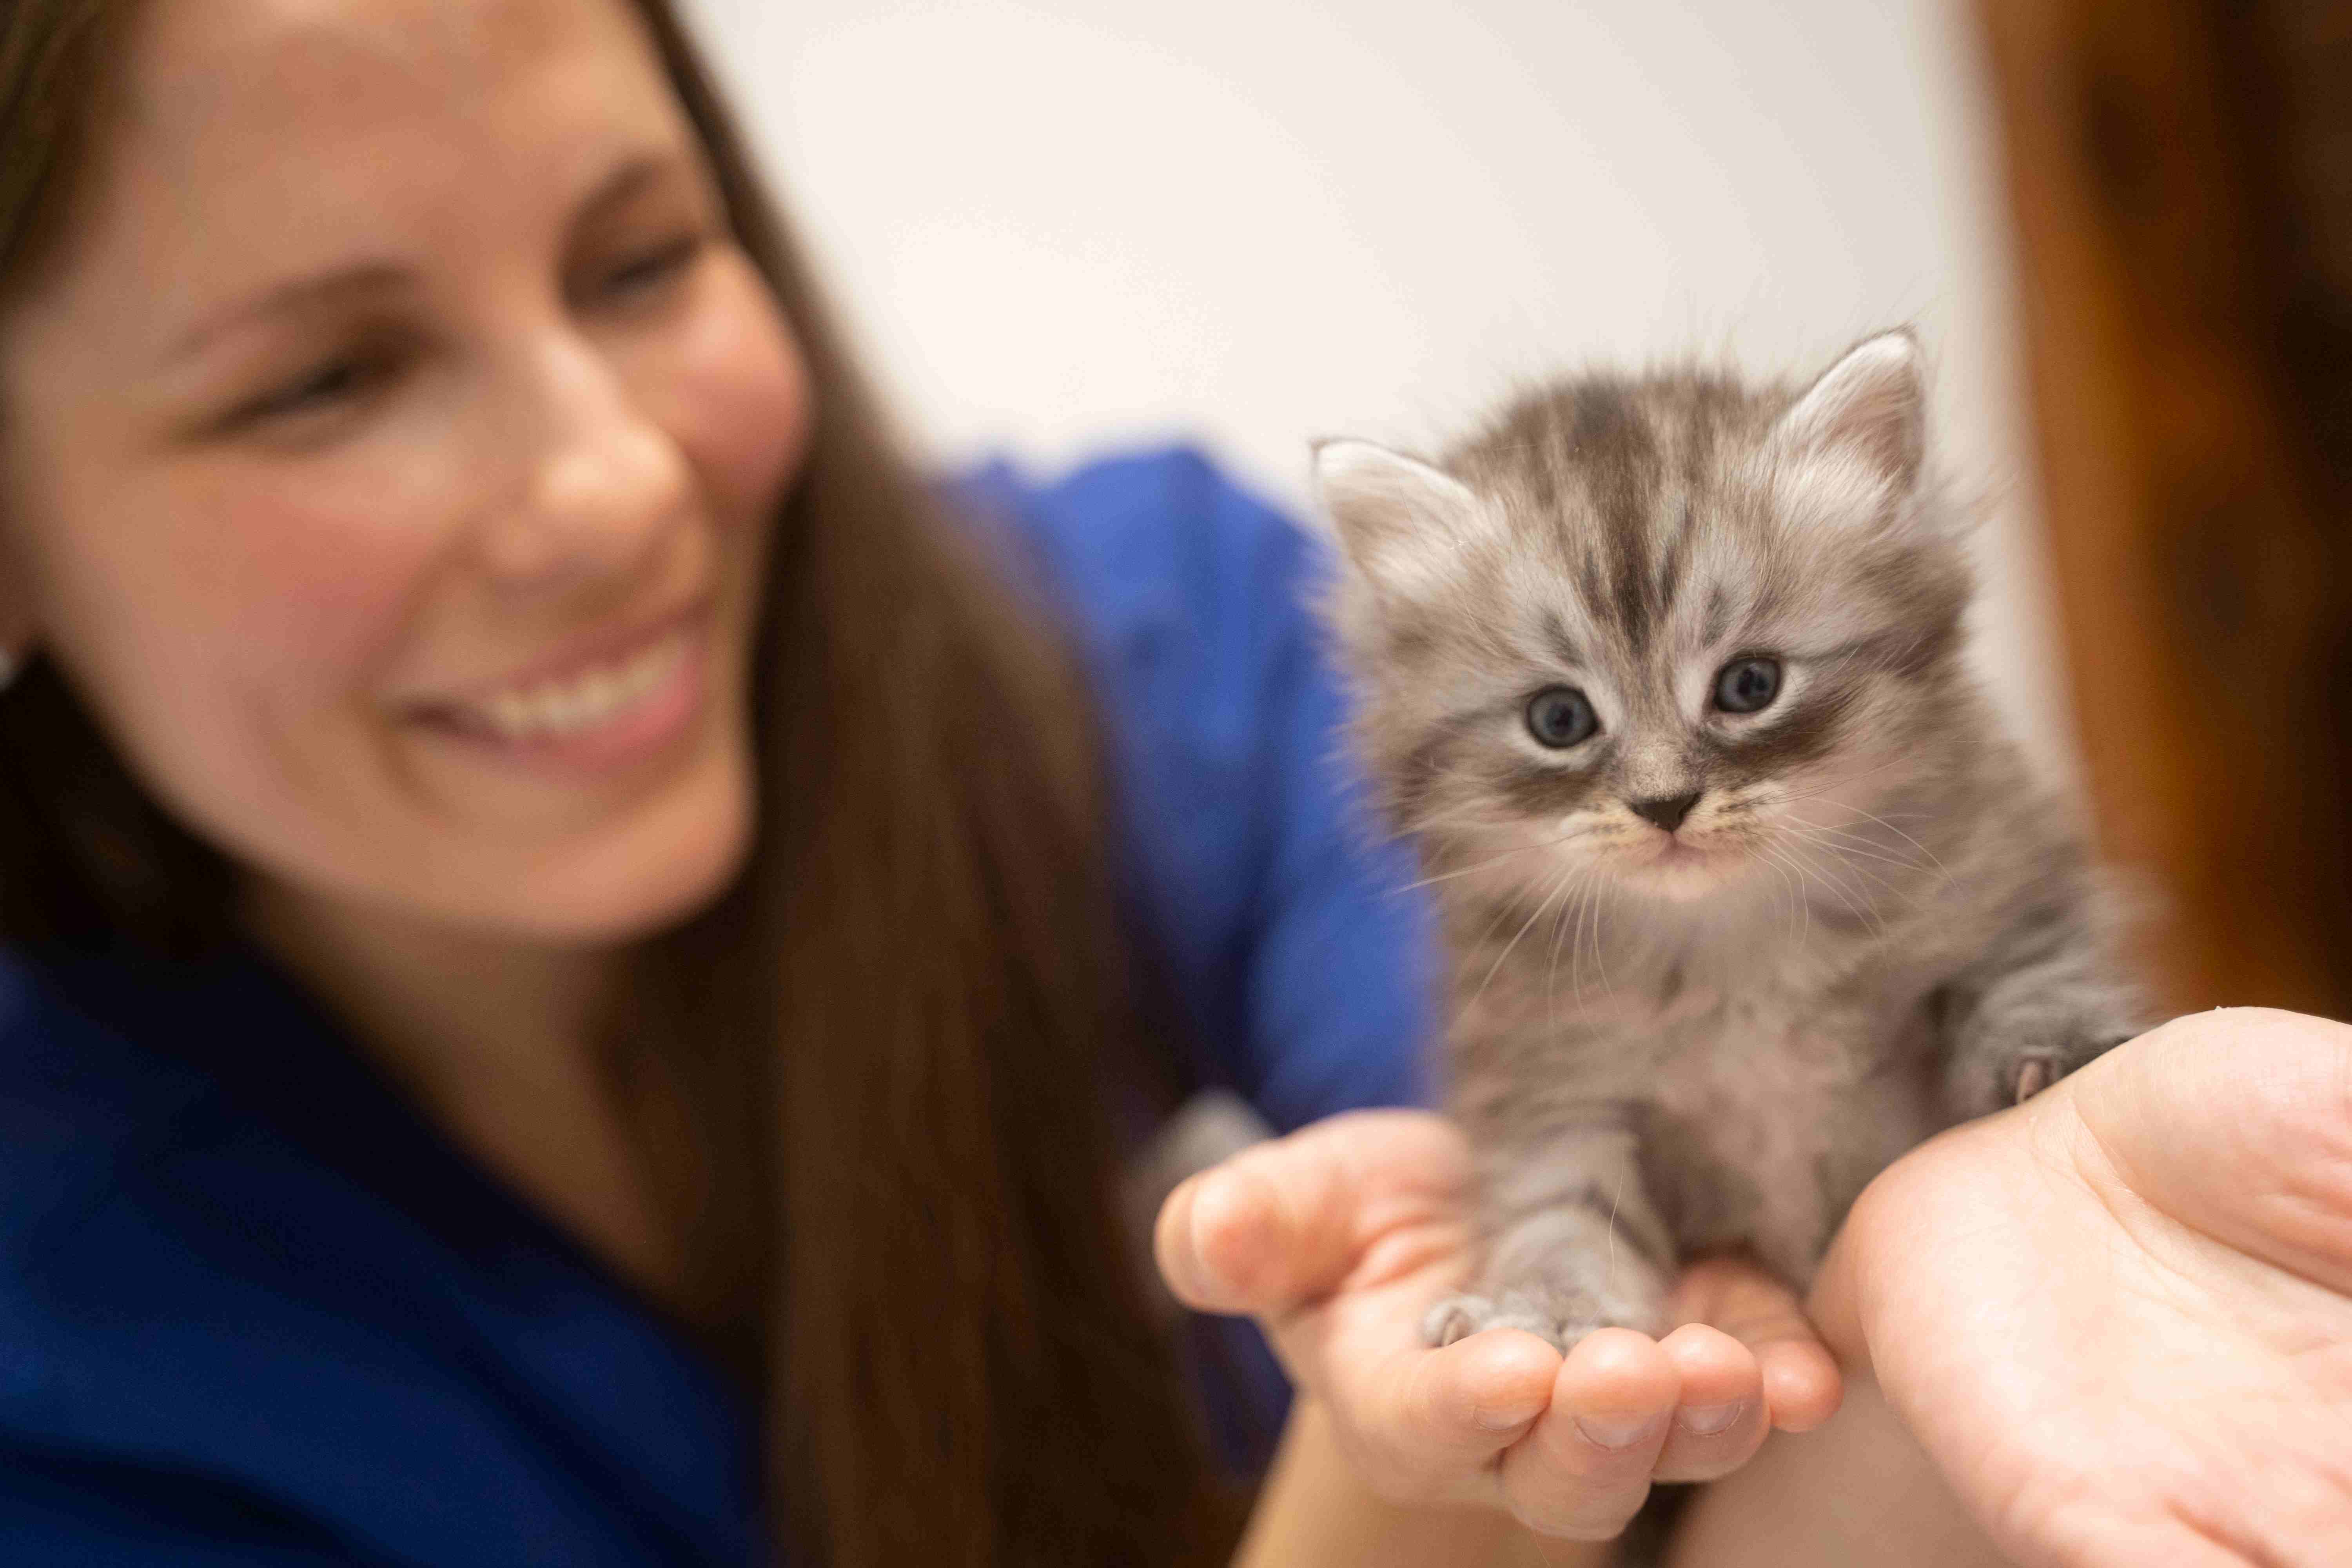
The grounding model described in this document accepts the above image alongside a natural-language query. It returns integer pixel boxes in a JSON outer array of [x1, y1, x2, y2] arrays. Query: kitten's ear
[[1773, 329, 1927, 489], [1310, 438, 1488, 598]]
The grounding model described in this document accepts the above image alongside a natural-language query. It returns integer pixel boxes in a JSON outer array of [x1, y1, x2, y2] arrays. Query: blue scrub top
[[0, 446, 1439, 1564]]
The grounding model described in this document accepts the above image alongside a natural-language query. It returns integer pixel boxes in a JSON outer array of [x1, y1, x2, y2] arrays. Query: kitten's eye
[[1524, 686, 1599, 749], [1712, 657, 1782, 714]]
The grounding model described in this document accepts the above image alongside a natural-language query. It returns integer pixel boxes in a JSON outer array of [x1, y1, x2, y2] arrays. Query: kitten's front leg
[[1939, 881, 2146, 1120], [1423, 1124, 1672, 1352]]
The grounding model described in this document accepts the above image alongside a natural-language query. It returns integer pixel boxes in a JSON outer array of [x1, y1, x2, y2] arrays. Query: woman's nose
[[476, 331, 692, 586]]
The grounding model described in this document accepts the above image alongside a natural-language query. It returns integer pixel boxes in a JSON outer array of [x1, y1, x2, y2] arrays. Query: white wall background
[[676, 0, 2078, 771]]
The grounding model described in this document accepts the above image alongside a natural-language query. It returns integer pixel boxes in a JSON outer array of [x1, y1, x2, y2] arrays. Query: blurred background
[[676, 0, 2079, 773], [678, 0, 2352, 1020]]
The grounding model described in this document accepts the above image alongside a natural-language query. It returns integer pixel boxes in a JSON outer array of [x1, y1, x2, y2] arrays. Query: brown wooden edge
[[1976, 0, 2352, 1017]]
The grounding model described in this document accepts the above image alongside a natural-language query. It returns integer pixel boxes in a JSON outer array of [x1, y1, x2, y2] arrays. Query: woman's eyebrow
[[570, 151, 701, 232], [165, 261, 412, 366], [160, 152, 701, 369]]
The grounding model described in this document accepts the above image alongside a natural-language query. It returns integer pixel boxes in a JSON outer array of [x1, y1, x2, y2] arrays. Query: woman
[[3, 2, 2347, 1566]]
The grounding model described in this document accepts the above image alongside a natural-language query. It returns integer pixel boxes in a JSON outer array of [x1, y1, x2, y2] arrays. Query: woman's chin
[[432, 753, 757, 947], [558, 801, 750, 944]]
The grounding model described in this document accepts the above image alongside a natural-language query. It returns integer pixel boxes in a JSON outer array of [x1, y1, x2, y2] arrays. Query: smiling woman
[[8, 4, 798, 947], [0, 0, 1252, 1563]]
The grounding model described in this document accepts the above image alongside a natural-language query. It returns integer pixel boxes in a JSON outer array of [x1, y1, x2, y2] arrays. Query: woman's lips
[[408, 613, 711, 775]]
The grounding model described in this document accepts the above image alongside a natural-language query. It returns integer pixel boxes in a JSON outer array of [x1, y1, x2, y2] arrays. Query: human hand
[[1154, 1109, 1842, 1540], [1811, 1007, 2352, 1566]]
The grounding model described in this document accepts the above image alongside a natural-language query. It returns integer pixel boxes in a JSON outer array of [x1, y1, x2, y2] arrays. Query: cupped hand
[[1811, 1007, 2352, 1566], [1154, 1109, 1842, 1540]]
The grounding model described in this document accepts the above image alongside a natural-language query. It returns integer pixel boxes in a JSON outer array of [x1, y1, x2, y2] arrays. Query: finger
[[1756, 1336, 1842, 1431], [1501, 1328, 1678, 1539], [1324, 1328, 1564, 1500], [1152, 1109, 1467, 1315], [1650, 1323, 1768, 1481], [1673, 1256, 1844, 1431], [1403, 1330, 1564, 1452]]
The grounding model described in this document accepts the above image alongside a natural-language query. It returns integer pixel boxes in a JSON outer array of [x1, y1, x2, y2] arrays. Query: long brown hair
[[0, 3, 1240, 1563]]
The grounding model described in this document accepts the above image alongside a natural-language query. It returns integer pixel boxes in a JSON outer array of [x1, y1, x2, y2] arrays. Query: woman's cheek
[[194, 472, 452, 694], [669, 254, 813, 529], [60, 489, 424, 871]]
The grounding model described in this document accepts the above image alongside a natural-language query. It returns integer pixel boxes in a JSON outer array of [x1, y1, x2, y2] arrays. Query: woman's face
[[0, 0, 810, 944]]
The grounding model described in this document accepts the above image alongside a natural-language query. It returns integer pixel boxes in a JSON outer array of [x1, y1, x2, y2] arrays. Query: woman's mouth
[[407, 615, 710, 775], [450, 627, 691, 739]]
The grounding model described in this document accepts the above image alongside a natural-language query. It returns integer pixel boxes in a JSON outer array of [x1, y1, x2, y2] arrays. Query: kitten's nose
[[1629, 790, 1702, 833]]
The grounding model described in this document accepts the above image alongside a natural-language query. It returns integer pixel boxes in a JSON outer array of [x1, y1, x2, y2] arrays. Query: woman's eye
[[1524, 686, 1599, 749], [597, 235, 704, 301], [1712, 656, 1782, 714], [229, 357, 379, 428]]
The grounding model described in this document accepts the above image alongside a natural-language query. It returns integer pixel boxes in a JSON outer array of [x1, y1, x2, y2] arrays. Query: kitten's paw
[[1953, 1024, 2137, 1118], [1421, 1292, 1576, 1347], [1423, 1294, 1513, 1347], [2005, 1029, 2135, 1105], [1421, 1287, 1657, 1352], [2010, 1052, 2056, 1103]]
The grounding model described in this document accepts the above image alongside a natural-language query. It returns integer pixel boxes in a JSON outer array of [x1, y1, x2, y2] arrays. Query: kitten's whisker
[[1787, 820, 1926, 860], [1563, 869, 1591, 1008], [1771, 842, 1882, 938], [1789, 836, 1922, 909], [1546, 867, 1593, 1025], [1757, 844, 1813, 951], [1794, 841, 1939, 901], [1773, 755, 1918, 808], [1808, 802, 1955, 882], [1832, 754, 1917, 790], [1392, 829, 1592, 894], [1585, 874, 1613, 995], [1820, 869, 1890, 938], [1465, 881, 1541, 955], [1605, 1167, 1625, 1300], [1759, 845, 1805, 953], [1777, 823, 1935, 881], [1471, 865, 1579, 1009], [1792, 842, 1907, 917], [1404, 803, 1517, 837], [1571, 873, 1601, 1009], [1825, 862, 1907, 920]]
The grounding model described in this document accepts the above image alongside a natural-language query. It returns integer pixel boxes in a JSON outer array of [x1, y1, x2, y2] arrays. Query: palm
[[1816, 1009, 2352, 1566], [1158, 1109, 1840, 1538]]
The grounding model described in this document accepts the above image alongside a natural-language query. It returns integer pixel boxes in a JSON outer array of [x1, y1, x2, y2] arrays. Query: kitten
[[1310, 330, 2146, 1349]]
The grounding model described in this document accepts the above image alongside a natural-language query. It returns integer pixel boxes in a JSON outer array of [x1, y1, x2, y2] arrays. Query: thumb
[[1154, 1109, 1466, 1316]]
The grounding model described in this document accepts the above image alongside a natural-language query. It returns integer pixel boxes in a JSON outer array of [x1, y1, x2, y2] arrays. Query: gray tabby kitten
[[1310, 330, 2146, 1349]]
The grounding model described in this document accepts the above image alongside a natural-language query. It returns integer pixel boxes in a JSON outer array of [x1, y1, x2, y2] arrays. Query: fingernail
[[1575, 1411, 1664, 1451], [1678, 1401, 1743, 1436]]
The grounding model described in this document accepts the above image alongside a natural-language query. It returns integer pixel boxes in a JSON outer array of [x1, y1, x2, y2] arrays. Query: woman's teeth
[[456, 630, 688, 740]]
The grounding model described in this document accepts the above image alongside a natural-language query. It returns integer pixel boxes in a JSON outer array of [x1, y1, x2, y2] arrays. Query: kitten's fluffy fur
[[1312, 331, 2146, 1348]]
